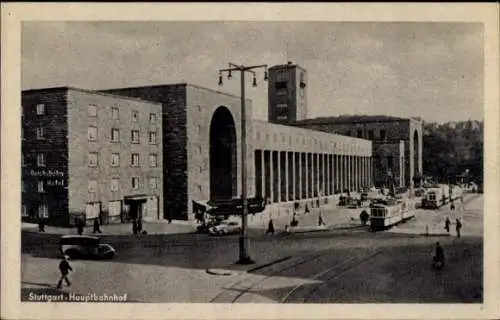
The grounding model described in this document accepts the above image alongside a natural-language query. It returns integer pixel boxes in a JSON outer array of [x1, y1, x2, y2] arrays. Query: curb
[[205, 256, 292, 276]]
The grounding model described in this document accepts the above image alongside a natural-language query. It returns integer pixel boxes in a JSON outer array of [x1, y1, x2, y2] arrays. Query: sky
[[22, 21, 484, 123]]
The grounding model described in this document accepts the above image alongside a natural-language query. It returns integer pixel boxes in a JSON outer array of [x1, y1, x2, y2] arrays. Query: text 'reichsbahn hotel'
[[21, 62, 422, 226]]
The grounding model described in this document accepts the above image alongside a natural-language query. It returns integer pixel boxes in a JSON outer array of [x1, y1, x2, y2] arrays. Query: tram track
[[209, 251, 328, 303]]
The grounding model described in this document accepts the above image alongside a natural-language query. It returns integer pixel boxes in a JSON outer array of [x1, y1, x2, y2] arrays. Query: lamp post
[[218, 62, 268, 265]]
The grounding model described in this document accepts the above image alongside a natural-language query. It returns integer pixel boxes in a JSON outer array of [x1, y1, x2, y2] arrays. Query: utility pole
[[218, 63, 268, 264]]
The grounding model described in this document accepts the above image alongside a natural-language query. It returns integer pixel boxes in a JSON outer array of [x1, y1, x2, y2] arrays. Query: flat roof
[[22, 86, 163, 106], [98, 82, 245, 101], [293, 115, 412, 125]]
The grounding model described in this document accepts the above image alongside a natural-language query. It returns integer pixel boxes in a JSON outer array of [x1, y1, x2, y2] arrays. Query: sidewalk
[[22, 219, 197, 236], [246, 195, 366, 232]]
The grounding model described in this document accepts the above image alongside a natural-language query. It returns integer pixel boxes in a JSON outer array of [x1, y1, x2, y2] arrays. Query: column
[[264, 151, 271, 203], [277, 151, 281, 203], [261, 150, 266, 198], [284, 151, 289, 202], [296, 153, 301, 200], [340, 155, 344, 192], [323, 153, 330, 196]]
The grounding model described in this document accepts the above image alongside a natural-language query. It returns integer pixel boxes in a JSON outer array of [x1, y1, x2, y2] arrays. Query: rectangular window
[[148, 131, 157, 144], [148, 177, 157, 190], [38, 180, 45, 193], [111, 128, 120, 142], [111, 153, 120, 167], [276, 90, 287, 96], [88, 126, 97, 141], [37, 153, 46, 167], [22, 205, 28, 217], [112, 107, 119, 119], [132, 111, 139, 122], [132, 177, 139, 190], [149, 113, 157, 124], [149, 154, 158, 167], [36, 127, 45, 139], [36, 104, 45, 115], [277, 103, 288, 109], [88, 153, 98, 167], [275, 81, 287, 90], [88, 104, 97, 117], [380, 130, 387, 141], [368, 130, 374, 140], [38, 203, 48, 218], [88, 180, 97, 192], [131, 130, 140, 144], [110, 178, 119, 192], [131, 153, 139, 167]]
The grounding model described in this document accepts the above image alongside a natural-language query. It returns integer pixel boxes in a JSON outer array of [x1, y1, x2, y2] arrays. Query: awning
[[124, 194, 151, 201]]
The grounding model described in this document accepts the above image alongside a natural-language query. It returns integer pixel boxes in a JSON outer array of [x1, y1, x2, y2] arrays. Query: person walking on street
[[137, 219, 143, 233], [444, 217, 451, 233], [456, 218, 462, 238], [93, 218, 102, 234], [433, 242, 445, 268], [132, 219, 138, 235], [77, 218, 84, 235], [318, 212, 325, 226], [38, 216, 45, 233], [450, 201, 455, 211], [266, 218, 275, 236], [56, 255, 73, 289]]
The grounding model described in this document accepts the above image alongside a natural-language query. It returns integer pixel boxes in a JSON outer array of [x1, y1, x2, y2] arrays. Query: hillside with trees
[[422, 120, 483, 189]]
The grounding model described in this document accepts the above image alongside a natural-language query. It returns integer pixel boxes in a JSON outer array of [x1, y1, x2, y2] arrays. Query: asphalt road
[[21, 194, 484, 303]]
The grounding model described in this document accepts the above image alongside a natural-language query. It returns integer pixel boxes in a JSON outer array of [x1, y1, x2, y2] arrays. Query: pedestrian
[[444, 217, 451, 233], [137, 219, 143, 233], [56, 255, 73, 289], [93, 217, 102, 234], [266, 218, 275, 236], [450, 201, 455, 211], [360, 210, 369, 226], [77, 218, 84, 235], [38, 216, 45, 233], [456, 218, 462, 238], [318, 212, 325, 226], [316, 198, 320, 208], [132, 219, 138, 235], [304, 203, 310, 214], [433, 241, 445, 268]]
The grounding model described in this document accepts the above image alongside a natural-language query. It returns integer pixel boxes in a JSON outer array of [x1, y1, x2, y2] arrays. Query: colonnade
[[254, 150, 373, 203]]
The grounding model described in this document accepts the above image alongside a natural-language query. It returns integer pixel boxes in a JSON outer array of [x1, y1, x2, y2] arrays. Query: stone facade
[[293, 116, 423, 187], [22, 87, 163, 226]]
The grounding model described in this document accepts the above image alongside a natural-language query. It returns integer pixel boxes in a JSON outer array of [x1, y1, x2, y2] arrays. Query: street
[[21, 194, 483, 303]]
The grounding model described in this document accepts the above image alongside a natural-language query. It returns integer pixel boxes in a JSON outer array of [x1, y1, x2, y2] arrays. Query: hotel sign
[[28, 169, 66, 187]]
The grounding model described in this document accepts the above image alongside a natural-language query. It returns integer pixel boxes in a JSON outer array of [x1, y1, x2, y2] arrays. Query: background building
[[267, 62, 308, 125], [22, 87, 163, 226]]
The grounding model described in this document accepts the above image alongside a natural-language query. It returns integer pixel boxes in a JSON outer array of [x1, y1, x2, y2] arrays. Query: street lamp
[[218, 62, 268, 265]]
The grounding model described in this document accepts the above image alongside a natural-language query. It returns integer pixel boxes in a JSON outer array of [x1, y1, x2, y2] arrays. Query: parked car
[[60, 235, 116, 260], [209, 221, 241, 236]]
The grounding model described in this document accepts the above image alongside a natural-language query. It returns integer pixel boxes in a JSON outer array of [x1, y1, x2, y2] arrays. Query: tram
[[422, 184, 463, 209], [370, 198, 416, 231]]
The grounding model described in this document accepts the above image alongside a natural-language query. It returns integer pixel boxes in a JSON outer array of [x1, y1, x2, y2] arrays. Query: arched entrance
[[210, 106, 237, 200], [413, 130, 420, 177]]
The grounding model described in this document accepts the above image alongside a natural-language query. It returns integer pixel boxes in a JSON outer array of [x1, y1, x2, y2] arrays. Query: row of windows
[[254, 132, 365, 153], [89, 127, 157, 144], [21, 203, 48, 218], [26, 103, 159, 125], [352, 129, 387, 141], [22, 126, 158, 145], [88, 153, 158, 168], [88, 177, 158, 192], [23, 153, 158, 168], [23, 177, 158, 193]]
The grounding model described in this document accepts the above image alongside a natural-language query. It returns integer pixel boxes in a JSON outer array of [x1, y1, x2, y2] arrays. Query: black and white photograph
[[2, 3, 499, 320]]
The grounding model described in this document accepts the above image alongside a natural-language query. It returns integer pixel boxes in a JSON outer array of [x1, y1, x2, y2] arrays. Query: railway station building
[[22, 62, 421, 225]]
